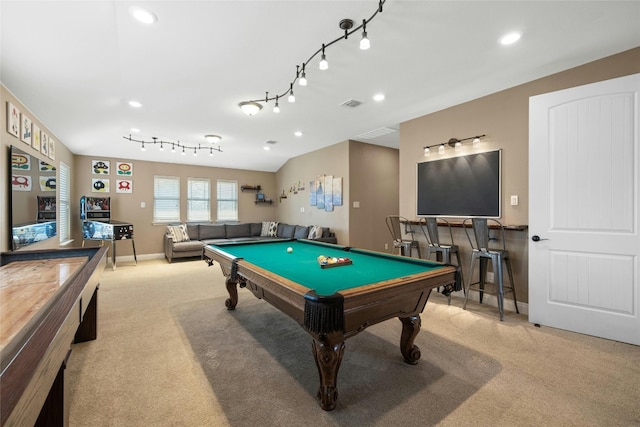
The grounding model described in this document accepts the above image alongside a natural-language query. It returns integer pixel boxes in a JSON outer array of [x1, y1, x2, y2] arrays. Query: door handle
[[531, 235, 548, 242]]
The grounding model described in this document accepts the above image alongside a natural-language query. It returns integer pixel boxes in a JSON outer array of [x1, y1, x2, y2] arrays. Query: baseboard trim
[[447, 291, 529, 316]]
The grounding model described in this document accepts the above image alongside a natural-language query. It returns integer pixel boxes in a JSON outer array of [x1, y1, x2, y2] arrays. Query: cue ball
[[287, 247, 293, 253]]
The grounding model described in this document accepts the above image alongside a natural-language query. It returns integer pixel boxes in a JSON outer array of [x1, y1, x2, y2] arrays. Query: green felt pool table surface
[[208, 239, 446, 296]]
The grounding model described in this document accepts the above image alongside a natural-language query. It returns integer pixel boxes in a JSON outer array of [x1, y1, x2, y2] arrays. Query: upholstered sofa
[[164, 222, 337, 263]]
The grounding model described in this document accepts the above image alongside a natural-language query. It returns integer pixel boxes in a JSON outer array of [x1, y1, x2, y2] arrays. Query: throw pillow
[[267, 221, 279, 237], [167, 224, 190, 243], [307, 225, 324, 239], [261, 221, 271, 237]]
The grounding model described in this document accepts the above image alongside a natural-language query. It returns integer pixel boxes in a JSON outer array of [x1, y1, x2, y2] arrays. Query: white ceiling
[[2, 1, 638, 172]]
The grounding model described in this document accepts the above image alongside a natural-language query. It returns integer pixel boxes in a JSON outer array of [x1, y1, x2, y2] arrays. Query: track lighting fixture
[[124, 135, 223, 156], [288, 84, 296, 103], [299, 64, 307, 86], [423, 135, 486, 156], [319, 44, 329, 70], [360, 20, 370, 50], [237, 0, 386, 115]]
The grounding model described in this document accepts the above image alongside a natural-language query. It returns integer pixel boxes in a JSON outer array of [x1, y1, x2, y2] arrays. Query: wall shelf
[[241, 185, 261, 192], [254, 199, 273, 205]]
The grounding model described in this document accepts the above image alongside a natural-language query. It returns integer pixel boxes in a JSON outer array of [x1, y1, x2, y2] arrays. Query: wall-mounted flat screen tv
[[417, 149, 501, 217]]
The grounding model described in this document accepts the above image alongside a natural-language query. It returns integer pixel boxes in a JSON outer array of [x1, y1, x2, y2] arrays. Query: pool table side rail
[[203, 244, 457, 338]]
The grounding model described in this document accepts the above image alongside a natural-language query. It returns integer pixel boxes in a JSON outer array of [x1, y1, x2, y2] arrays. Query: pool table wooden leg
[[311, 339, 345, 411], [224, 276, 238, 310], [399, 315, 422, 364]]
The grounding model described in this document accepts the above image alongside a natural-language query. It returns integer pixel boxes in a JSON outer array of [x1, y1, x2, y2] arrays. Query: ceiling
[[2, 1, 638, 172]]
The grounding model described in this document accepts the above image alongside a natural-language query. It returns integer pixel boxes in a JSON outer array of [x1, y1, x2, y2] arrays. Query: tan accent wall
[[1, 85, 75, 252], [275, 141, 350, 244], [400, 47, 640, 303], [275, 140, 399, 249], [348, 141, 399, 252], [74, 155, 277, 256]]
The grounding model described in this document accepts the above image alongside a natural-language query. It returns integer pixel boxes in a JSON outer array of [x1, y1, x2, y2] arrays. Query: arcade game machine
[[81, 195, 137, 269]]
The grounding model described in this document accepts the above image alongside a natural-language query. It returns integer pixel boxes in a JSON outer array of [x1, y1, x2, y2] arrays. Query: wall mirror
[[9, 145, 57, 249]]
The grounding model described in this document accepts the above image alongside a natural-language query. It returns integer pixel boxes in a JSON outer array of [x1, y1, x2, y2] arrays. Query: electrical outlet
[[385, 243, 389, 250], [486, 272, 494, 283], [510, 195, 519, 206]]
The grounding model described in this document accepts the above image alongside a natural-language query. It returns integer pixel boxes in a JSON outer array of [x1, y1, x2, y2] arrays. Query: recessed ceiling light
[[130, 128, 140, 133], [263, 146, 270, 151], [373, 93, 385, 102], [128, 100, 143, 108], [130, 6, 158, 24], [499, 32, 521, 45], [294, 131, 303, 137]]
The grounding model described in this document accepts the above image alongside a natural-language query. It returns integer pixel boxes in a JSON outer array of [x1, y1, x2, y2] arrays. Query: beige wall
[[400, 47, 640, 303], [275, 140, 400, 249], [1, 85, 75, 252], [74, 155, 277, 256], [348, 140, 399, 251], [275, 141, 350, 244]]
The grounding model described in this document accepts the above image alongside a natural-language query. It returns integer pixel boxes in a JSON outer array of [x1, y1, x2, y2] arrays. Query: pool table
[[203, 239, 459, 411]]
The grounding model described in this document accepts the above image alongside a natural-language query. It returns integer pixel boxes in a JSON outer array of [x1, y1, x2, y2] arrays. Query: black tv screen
[[417, 149, 501, 217]]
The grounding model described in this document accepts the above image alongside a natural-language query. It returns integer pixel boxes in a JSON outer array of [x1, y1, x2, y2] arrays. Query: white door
[[529, 73, 640, 346]]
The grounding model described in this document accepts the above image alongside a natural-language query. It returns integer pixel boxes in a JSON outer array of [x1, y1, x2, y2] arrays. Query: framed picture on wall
[[116, 161, 133, 176], [11, 151, 31, 171], [40, 132, 49, 156], [20, 114, 32, 145], [7, 102, 20, 137], [12, 175, 32, 191], [48, 137, 56, 160], [324, 175, 334, 212], [332, 177, 343, 206], [116, 179, 133, 193], [32, 124, 41, 151], [92, 160, 110, 175], [92, 178, 110, 193], [39, 176, 56, 192]]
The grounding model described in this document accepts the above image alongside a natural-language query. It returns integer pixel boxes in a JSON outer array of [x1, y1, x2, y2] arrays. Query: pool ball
[[287, 247, 293, 253]]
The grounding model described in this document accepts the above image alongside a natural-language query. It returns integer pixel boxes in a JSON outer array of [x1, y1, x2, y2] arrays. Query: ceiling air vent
[[355, 127, 398, 140], [339, 98, 363, 108], [265, 140, 278, 145]]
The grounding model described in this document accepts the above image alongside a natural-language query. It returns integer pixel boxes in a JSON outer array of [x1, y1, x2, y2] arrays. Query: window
[[216, 180, 238, 221], [187, 178, 210, 222], [59, 162, 71, 243], [154, 176, 180, 222]]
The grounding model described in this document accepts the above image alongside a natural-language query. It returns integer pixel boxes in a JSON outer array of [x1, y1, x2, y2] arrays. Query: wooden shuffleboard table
[[203, 239, 459, 411], [0, 247, 107, 426]]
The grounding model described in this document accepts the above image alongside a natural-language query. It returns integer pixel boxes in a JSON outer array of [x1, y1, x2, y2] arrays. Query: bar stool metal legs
[[386, 215, 421, 258], [419, 217, 464, 304], [463, 218, 519, 321]]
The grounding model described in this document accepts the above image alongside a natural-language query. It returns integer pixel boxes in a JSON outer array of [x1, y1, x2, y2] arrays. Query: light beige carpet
[[67, 259, 640, 426]]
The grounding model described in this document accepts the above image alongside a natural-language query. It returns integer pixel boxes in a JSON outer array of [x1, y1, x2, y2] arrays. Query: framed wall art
[[116, 180, 133, 193], [92, 178, 110, 193], [116, 161, 133, 176], [20, 114, 32, 145], [32, 124, 41, 151], [92, 160, 110, 175], [7, 102, 20, 137], [48, 137, 56, 160], [40, 132, 49, 156]]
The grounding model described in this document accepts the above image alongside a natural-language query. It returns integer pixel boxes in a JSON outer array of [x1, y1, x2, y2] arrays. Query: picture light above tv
[[416, 149, 501, 218]]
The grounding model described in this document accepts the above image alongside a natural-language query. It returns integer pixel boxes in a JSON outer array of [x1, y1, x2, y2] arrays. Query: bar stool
[[419, 217, 464, 304], [463, 218, 519, 321], [385, 215, 421, 258]]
